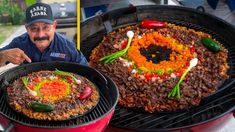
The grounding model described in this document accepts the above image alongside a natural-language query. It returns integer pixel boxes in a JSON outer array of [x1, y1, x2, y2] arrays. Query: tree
[[0, 0, 29, 25], [0, 0, 12, 24]]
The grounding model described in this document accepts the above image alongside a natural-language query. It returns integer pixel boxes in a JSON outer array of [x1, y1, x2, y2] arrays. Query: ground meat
[[89, 23, 229, 113]]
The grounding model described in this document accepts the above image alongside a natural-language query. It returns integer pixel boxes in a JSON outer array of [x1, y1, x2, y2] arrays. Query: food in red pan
[[7, 69, 100, 121]]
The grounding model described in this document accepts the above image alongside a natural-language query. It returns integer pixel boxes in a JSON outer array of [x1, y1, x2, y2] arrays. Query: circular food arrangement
[[89, 20, 229, 112], [7, 69, 100, 121]]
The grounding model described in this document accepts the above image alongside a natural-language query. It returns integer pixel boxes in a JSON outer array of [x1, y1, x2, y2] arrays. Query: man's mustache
[[34, 36, 49, 41]]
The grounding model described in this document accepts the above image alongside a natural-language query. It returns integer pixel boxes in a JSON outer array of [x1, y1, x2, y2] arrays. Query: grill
[[80, 5, 235, 131], [0, 62, 118, 129], [110, 87, 235, 131]]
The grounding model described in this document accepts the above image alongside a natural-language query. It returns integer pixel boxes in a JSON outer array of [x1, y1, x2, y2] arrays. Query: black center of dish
[[140, 44, 172, 64]]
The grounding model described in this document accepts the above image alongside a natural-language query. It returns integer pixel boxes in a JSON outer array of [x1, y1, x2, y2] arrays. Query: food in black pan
[[7, 69, 100, 120], [89, 20, 229, 112]]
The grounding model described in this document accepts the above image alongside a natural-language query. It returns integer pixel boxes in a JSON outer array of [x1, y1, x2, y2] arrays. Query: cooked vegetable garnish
[[29, 102, 54, 112], [54, 69, 81, 84], [168, 58, 198, 99], [99, 31, 134, 63], [201, 37, 221, 52], [34, 79, 71, 101], [22, 77, 37, 96], [141, 20, 166, 29], [54, 69, 73, 77], [79, 86, 92, 100]]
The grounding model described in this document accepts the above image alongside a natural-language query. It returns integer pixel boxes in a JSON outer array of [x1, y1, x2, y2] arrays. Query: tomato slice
[[28, 83, 35, 90], [67, 77, 73, 83], [34, 77, 41, 83], [144, 74, 152, 81], [190, 46, 196, 53], [121, 41, 128, 49]]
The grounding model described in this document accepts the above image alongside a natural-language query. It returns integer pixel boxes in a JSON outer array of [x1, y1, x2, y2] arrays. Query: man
[[0, 2, 88, 66]]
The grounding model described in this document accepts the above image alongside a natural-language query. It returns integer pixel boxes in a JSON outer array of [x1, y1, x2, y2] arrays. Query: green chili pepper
[[201, 37, 221, 52], [29, 102, 54, 112]]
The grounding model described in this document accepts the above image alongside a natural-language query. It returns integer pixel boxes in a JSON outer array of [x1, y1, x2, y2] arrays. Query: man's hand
[[0, 48, 32, 65]]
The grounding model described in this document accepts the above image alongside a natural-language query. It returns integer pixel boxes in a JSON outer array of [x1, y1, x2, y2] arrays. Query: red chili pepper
[[141, 20, 166, 29], [79, 86, 92, 100]]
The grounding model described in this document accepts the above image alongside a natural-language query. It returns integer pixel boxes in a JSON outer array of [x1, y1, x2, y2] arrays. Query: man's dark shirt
[[0, 32, 88, 65]]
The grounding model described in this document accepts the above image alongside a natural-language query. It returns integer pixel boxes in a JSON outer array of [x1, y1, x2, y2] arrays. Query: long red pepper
[[79, 86, 92, 100], [141, 20, 166, 29]]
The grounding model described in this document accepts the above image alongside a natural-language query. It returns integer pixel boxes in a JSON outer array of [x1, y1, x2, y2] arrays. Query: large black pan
[[81, 5, 235, 101], [80, 5, 235, 131]]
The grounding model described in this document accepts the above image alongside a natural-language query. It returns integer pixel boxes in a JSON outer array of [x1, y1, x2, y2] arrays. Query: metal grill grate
[[109, 87, 235, 131]]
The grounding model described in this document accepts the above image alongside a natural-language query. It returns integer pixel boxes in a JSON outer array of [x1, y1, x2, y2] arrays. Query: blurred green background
[[0, 0, 36, 44]]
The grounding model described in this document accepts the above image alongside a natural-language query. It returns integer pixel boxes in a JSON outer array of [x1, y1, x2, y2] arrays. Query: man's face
[[26, 21, 56, 51]]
